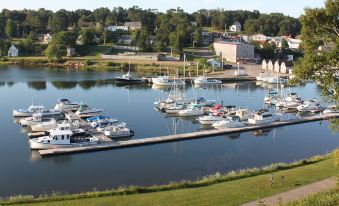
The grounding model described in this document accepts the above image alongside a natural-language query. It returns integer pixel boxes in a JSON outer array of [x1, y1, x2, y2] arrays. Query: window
[[62, 135, 64, 140]]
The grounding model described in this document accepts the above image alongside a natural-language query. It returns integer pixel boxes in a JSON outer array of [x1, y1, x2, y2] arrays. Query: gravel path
[[241, 177, 337, 206]]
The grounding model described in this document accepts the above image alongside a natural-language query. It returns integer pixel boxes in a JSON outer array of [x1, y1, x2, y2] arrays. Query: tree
[[5, 19, 16, 38], [48, 10, 69, 33], [80, 28, 96, 45], [137, 28, 150, 51], [18, 38, 36, 56], [45, 43, 66, 61], [193, 27, 202, 47], [293, 0, 339, 101], [281, 38, 289, 49], [45, 31, 76, 61], [244, 19, 258, 34]]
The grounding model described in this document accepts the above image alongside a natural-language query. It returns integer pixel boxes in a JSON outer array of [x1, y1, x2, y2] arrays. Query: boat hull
[[29, 139, 93, 150]]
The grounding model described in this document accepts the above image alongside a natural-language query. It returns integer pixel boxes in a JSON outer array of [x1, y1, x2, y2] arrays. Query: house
[[117, 35, 133, 45], [66, 47, 76, 57], [107, 25, 129, 32], [207, 59, 222, 69], [76, 35, 101, 45], [281, 36, 302, 50], [251, 34, 268, 43], [38, 34, 53, 44], [201, 32, 213, 46], [229, 21, 241, 32], [8, 45, 19, 57], [214, 41, 254, 63], [124, 22, 142, 30]]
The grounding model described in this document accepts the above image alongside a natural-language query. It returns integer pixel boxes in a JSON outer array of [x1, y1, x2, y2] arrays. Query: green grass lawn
[[81, 44, 113, 58], [11, 158, 337, 206]]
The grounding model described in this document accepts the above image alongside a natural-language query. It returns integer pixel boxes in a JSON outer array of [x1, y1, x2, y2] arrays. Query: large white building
[[214, 41, 254, 63]]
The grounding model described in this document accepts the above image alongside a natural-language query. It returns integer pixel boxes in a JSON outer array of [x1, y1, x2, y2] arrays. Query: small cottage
[[207, 59, 222, 69], [8, 45, 19, 57]]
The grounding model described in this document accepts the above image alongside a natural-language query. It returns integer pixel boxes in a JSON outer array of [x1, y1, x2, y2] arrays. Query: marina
[[0, 65, 338, 197], [39, 112, 339, 156]]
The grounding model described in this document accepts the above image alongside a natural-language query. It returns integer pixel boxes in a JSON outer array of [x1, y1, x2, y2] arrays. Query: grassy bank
[[1, 153, 337, 206], [285, 188, 339, 206], [0, 57, 214, 75]]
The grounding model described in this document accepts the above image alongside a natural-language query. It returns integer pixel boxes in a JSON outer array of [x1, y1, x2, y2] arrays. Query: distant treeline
[[0, 7, 301, 54]]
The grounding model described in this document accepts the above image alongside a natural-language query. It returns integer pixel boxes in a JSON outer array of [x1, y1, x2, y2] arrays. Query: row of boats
[[13, 99, 133, 150], [154, 89, 339, 131], [115, 72, 222, 86], [256, 72, 288, 84]]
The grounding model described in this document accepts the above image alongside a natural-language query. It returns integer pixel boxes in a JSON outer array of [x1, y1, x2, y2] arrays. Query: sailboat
[[194, 62, 222, 85], [115, 60, 147, 84]]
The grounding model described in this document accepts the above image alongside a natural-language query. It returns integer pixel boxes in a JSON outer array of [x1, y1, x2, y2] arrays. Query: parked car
[[223, 64, 233, 69]]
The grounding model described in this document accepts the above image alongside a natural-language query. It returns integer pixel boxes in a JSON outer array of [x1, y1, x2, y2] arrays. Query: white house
[[107, 25, 129, 32], [207, 59, 222, 69], [229, 21, 241, 32], [251, 34, 268, 43], [39, 34, 53, 44], [8, 45, 19, 57], [283, 37, 302, 50], [124, 22, 142, 30]]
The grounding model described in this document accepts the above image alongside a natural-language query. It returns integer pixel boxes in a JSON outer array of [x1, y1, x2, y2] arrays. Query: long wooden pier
[[39, 113, 339, 157]]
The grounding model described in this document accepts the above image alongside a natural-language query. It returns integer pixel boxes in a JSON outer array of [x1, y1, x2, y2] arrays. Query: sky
[[0, 0, 325, 17]]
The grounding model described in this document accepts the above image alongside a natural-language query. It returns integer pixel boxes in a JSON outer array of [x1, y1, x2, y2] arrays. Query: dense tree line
[[0, 7, 301, 55]]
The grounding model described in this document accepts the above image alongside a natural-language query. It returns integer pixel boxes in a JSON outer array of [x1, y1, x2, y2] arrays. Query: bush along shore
[[0, 57, 212, 76], [0, 152, 335, 205]]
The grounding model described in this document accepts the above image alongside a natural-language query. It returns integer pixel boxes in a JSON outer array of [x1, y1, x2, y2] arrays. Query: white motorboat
[[152, 76, 185, 86], [212, 116, 245, 129], [322, 105, 339, 114], [235, 108, 251, 121], [267, 77, 288, 84], [13, 105, 61, 117], [102, 122, 134, 138], [256, 72, 266, 81], [19, 113, 55, 126], [248, 110, 280, 125], [165, 104, 186, 114], [198, 115, 225, 125], [297, 99, 320, 112], [29, 124, 97, 150], [31, 119, 80, 132], [75, 104, 103, 118], [276, 93, 303, 108], [54, 99, 80, 110], [178, 108, 204, 117], [115, 72, 147, 84], [30, 119, 58, 132], [194, 76, 222, 85]]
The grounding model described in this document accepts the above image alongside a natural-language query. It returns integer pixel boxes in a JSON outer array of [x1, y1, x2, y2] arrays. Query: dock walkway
[[39, 113, 339, 157]]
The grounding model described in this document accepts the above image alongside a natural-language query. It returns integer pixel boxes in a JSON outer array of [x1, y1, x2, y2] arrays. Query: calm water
[[0, 65, 338, 197]]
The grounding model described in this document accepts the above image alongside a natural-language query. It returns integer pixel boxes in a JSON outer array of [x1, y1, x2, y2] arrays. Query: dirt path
[[241, 177, 337, 206]]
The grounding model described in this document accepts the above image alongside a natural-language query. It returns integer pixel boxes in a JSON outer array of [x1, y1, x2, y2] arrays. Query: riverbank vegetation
[[0, 152, 336, 205]]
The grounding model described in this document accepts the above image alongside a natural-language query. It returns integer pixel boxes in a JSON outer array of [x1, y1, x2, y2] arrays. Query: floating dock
[[39, 113, 339, 157]]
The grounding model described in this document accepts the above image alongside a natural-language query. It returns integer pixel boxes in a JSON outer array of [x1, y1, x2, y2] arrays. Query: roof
[[214, 41, 248, 46], [124, 22, 142, 27]]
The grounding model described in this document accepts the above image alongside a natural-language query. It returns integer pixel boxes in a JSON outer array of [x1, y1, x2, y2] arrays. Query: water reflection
[[251, 129, 272, 137], [27, 81, 47, 90], [51, 81, 78, 90]]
